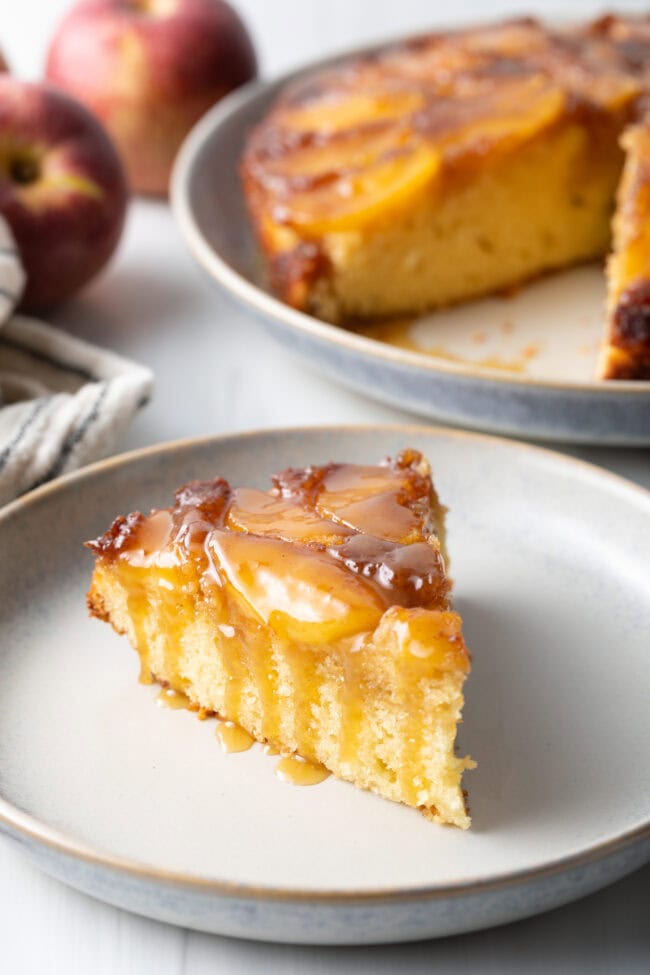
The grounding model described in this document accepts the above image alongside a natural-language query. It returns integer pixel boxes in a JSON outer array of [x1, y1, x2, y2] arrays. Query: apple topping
[[272, 461, 430, 543], [327, 535, 449, 609], [381, 607, 470, 672], [133, 509, 174, 554], [421, 76, 565, 157], [279, 88, 425, 135], [275, 141, 440, 233], [258, 123, 418, 186], [316, 465, 427, 543], [206, 530, 386, 643], [226, 487, 352, 545]]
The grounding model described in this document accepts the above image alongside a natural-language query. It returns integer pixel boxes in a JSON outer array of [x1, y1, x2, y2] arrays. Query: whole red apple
[[0, 76, 128, 311], [46, 0, 258, 196]]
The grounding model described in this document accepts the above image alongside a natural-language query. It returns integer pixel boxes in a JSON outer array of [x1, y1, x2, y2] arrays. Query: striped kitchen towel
[[0, 219, 152, 507]]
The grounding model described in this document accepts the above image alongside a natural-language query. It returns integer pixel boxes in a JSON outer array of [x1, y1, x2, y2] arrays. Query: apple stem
[[9, 156, 40, 185]]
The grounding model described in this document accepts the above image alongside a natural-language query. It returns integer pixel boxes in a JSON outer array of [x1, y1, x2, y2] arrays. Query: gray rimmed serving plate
[[0, 425, 648, 944], [170, 54, 650, 446]]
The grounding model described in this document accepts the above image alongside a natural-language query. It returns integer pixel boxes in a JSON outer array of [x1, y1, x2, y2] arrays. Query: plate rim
[[170, 65, 650, 399], [1, 422, 649, 903]]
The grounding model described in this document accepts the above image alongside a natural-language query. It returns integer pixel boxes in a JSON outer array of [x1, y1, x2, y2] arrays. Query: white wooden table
[[3, 1, 649, 971]]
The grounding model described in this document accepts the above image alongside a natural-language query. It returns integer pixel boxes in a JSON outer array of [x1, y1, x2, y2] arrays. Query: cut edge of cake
[[600, 116, 650, 379]]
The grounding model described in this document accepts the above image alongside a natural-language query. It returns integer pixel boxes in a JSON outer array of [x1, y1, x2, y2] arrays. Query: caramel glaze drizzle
[[156, 687, 190, 709], [274, 755, 331, 786], [153, 685, 328, 778], [216, 721, 255, 753]]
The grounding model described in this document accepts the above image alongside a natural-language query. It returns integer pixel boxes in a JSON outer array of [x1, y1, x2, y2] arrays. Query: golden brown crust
[[85, 511, 145, 558], [86, 581, 111, 625], [605, 281, 650, 378], [268, 239, 331, 310]]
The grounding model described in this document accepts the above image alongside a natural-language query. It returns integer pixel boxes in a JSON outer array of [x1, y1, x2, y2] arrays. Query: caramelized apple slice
[[318, 493, 423, 543], [436, 77, 565, 155], [261, 124, 416, 184], [281, 142, 440, 233], [279, 88, 424, 135], [207, 530, 386, 643], [317, 465, 426, 543], [226, 488, 352, 545], [272, 462, 429, 543]]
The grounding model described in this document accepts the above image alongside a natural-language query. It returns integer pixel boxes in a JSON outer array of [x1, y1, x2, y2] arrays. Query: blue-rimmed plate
[[0, 425, 648, 943]]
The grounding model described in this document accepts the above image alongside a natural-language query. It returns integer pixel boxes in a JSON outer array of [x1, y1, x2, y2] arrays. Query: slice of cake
[[241, 14, 650, 380], [86, 450, 474, 827]]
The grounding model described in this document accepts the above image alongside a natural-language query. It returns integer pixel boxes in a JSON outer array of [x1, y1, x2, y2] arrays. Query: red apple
[[46, 0, 258, 196], [0, 76, 128, 311]]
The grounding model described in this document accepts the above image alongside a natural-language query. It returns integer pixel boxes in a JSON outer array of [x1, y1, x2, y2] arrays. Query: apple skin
[[0, 76, 128, 311], [45, 0, 258, 196]]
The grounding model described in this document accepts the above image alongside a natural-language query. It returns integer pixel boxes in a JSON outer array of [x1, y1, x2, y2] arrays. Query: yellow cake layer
[[300, 121, 622, 322], [89, 563, 472, 827]]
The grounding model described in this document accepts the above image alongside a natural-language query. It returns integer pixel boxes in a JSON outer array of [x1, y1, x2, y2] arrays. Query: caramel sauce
[[127, 591, 154, 685], [245, 618, 280, 741], [338, 632, 368, 768], [219, 621, 247, 720], [135, 509, 174, 556], [274, 755, 331, 786], [352, 318, 422, 353], [151, 687, 325, 776], [215, 721, 255, 753], [227, 488, 352, 544], [354, 318, 541, 374], [156, 687, 191, 710], [328, 535, 448, 607]]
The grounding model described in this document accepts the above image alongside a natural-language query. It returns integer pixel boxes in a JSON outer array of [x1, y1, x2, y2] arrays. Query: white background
[[2, 1, 649, 971]]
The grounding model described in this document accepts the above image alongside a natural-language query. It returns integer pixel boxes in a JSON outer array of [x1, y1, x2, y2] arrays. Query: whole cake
[[86, 450, 473, 827], [241, 14, 650, 379]]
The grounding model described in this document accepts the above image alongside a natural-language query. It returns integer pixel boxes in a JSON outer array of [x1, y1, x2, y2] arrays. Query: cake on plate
[[241, 14, 650, 379], [86, 450, 474, 827]]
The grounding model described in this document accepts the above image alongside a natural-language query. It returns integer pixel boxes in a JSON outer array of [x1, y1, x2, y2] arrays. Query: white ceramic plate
[[171, 63, 650, 445], [1, 426, 649, 944]]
